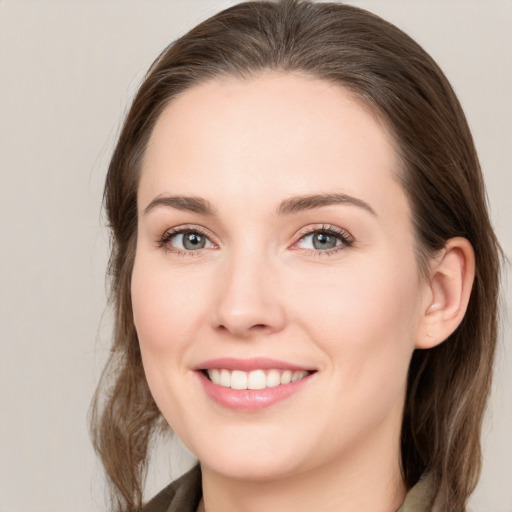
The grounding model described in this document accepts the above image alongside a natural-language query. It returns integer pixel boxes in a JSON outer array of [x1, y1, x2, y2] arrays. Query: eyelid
[[290, 224, 354, 253], [157, 224, 219, 254], [155, 223, 354, 256]]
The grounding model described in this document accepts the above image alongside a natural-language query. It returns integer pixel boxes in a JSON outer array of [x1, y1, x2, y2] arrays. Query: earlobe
[[416, 237, 475, 350]]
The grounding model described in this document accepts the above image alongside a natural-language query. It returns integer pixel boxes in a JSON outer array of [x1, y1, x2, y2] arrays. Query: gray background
[[0, 1, 510, 510]]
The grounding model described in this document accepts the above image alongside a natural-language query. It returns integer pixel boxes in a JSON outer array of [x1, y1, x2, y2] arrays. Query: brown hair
[[90, 1, 502, 510]]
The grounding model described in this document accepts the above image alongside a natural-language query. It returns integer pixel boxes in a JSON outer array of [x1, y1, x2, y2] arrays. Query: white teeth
[[206, 368, 310, 389], [292, 371, 305, 382], [266, 369, 281, 388], [230, 370, 247, 390], [247, 369, 266, 390], [219, 369, 231, 387], [209, 369, 220, 382], [280, 370, 292, 384]]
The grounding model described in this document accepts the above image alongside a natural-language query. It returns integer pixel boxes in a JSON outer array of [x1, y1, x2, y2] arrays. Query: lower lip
[[197, 371, 313, 412]]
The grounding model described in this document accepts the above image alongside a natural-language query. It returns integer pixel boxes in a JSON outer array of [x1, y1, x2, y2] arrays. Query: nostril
[[216, 323, 271, 333]]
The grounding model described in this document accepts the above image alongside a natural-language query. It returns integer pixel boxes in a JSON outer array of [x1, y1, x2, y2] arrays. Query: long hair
[[90, 1, 502, 510]]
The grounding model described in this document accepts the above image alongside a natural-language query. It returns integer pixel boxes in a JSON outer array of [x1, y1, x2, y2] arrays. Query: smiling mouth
[[202, 368, 312, 390], [197, 359, 316, 411]]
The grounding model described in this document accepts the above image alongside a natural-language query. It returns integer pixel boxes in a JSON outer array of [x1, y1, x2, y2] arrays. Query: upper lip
[[194, 357, 315, 372]]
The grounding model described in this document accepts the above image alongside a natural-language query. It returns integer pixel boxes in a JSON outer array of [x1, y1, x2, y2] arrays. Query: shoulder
[[397, 474, 439, 512], [143, 464, 202, 512]]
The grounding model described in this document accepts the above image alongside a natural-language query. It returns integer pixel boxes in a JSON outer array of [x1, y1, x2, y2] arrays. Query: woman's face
[[132, 73, 431, 481]]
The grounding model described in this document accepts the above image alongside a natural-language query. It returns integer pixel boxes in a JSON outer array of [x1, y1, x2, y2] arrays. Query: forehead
[[139, 72, 408, 221]]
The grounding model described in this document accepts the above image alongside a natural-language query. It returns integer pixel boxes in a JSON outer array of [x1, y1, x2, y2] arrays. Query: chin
[[203, 453, 299, 482], [189, 430, 308, 482]]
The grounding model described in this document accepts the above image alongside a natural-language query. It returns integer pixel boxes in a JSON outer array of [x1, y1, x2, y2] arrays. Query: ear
[[415, 237, 475, 350]]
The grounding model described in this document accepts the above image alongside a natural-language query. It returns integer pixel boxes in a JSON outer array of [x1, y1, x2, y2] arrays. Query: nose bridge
[[212, 240, 285, 337]]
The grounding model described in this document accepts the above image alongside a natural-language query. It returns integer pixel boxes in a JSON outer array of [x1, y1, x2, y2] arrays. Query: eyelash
[[156, 224, 354, 257], [294, 224, 354, 256], [157, 225, 215, 257]]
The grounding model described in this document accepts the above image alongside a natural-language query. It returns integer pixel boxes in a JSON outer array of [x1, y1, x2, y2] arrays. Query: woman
[[90, 1, 502, 511]]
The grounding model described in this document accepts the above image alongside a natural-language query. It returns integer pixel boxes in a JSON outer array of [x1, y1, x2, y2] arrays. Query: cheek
[[131, 257, 210, 356], [288, 255, 422, 369], [130, 255, 210, 424]]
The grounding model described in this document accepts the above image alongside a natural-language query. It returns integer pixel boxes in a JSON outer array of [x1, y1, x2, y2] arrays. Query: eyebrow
[[277, 193, 376, 216], [142, 192, 376, 217], [143, 195, 216, 216]]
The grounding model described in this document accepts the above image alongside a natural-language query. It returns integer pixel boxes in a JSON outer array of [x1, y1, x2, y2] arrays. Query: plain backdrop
[[0, 1, 510, 511]]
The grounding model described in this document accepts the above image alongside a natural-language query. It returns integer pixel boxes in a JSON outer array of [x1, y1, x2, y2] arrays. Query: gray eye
[[182, 232, 206, 250], [296, 231, 343, 251], [312, 232, 339, 250], [170, 231, 213, 251]]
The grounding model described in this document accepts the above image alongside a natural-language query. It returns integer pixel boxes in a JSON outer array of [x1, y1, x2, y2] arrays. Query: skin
[[131, 72, 467, 512]]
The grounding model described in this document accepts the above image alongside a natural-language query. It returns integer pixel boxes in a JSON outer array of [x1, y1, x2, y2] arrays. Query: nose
[[211, 248, 286, 339]]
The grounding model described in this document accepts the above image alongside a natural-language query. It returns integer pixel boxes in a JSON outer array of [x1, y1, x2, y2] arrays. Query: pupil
[[184, 233, 205, 250], [313, 233, 336, 250]]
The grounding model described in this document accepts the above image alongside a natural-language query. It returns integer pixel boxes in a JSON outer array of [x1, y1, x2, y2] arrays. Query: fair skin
[[131, 72, 474, 512]]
